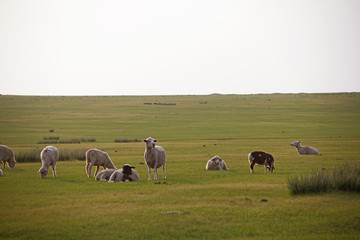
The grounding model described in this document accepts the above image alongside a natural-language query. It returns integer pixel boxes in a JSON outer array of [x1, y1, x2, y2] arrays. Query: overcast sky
[[1, 0, 359, 96]]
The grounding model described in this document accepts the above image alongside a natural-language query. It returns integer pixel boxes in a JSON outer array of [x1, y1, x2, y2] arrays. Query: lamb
[[0, 145, 16, 169], [248, 151, 275, 173], [38, 146, 59, 178], [85, 148, 116, 177], [95, 168, 117, 181], [290, 141, 319, 155], [108, 164, 140, 182], [206, 155, 229, 170], [143, 137, 166, 180]]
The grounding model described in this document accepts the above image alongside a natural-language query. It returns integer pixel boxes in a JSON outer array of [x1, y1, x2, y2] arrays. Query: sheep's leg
[[52, 165, 57, 178], [250, 162, 255, 173], [94, 166, 100, 177], [163, 164, 166, 179], [147, 166, 152, 180], [154, 168, 158, 180], [264, 165, 268, 174], [87, 162, 94, 178]]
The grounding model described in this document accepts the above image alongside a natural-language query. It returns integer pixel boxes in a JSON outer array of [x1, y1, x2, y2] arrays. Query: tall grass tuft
[[332, 163, 360, 192], [15, 148, 87, 163], [288, 163, 360, 195]]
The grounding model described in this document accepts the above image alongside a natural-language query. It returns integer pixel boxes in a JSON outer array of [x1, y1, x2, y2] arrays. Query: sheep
[[143, 137, 166, 180], [0, 145, 16, 169], [95, 168, 117, 181], [0, 169, 3, 176], [85, 148, 116, 177], [248, 151, 275, 173], [290, 141, 319, 155], [108, 164, 140, 182], [206, 155, 229, 170], [38, 146, 59, 178]]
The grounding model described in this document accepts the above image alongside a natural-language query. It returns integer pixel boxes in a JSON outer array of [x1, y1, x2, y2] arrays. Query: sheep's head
[[290, 141, 300, 147], [211, 156, 222, 165], [38, 167, 48, 179], [122, 164, 135, 175], [144, 137, 157, 148], [8, 157, 16, 169]]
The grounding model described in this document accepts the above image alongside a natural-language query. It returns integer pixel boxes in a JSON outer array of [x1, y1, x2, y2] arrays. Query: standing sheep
[[108, 164, 140, 182], [95, 168, 117, 181], [85, 148, 116, 177], [290, 141, 319, 155], [0, 145, 16, 169], [38, 146, 59, 179], [144, 137, 166, 180], [206, 156, 229, 170]]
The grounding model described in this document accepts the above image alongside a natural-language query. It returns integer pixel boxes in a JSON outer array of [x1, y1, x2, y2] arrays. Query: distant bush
[[15, 148, 87, 163], [114, 138, 141, 143], [37, 137, 96, 144], [288, 163, 360, 195]]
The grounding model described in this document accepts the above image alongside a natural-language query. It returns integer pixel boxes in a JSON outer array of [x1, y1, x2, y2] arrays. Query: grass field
[[0, 93, 360, 239]]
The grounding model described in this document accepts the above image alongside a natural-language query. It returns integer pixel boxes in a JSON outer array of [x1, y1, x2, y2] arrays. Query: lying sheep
[[38, 146, 59, 179], [85, 148, 116, 177], [95, 168, 117, 181], [206, 156, 228, 170], [0, 145, 16, 169], [108, 164, 140, 182], [144, 137, 166, 180], [290, 141, 319, 155]]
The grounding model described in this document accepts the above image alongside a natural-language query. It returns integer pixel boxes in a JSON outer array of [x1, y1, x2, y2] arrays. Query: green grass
[[0, 93, 360, 239]]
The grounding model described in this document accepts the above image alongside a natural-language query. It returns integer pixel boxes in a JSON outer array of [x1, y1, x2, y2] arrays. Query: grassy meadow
[[0, 93, 360, 239]]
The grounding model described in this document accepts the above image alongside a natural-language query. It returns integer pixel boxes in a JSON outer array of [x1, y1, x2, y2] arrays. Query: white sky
[[1, 0, 359, 96]]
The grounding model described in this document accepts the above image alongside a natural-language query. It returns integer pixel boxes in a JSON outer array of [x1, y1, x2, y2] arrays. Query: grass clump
[[288, 163, 360, 195]]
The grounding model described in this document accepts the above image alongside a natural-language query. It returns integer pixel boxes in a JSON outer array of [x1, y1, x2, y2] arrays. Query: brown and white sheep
[[108, 164, 140, 182], [38, 146, 59, 178], [290, 141, 319, 155], [144, 137, 166, 180], [0, 145, 16, 169], [206, 155, 228, 170], [248, 151, 275, 173], [85, 148, 116, 177]]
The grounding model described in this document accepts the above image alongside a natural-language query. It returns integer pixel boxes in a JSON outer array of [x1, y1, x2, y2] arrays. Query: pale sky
[[1, 0, 359, 95]]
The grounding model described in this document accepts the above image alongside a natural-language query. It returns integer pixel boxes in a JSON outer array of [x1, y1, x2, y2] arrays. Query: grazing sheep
[[95, 168, 117, 181], [143, 137, 166, 180], [206, 155, 229, 170], [85, 148, 116, 177], [108, 164, 140, 182], [38, 146, 59, 179], [290, 141, 319, 155], [0, 145, 16, 169], [0, 169, 3, 176], [248, 151, 275, 173]]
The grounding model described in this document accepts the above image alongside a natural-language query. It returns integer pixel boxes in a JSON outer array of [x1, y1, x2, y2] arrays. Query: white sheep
[[95, 168, 117, 181], [144, 137, 166, 180], [290, 141, 319, 155], [85, 148, 116, 177], [108, 164, 140, 182], [0, 145, 16, 169], [206, 155, 229, 170], [38, 146, 59, 179], [0, 169, 3, 176]]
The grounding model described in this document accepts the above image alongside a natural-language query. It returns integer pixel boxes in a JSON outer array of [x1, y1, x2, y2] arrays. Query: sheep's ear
[[131, 166, 135, 169], [154, 139, 157, 142], [143, 139, 147, 142]]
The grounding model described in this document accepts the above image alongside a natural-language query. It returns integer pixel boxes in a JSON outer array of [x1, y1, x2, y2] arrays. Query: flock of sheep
[[0, 138, 319, 179]]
